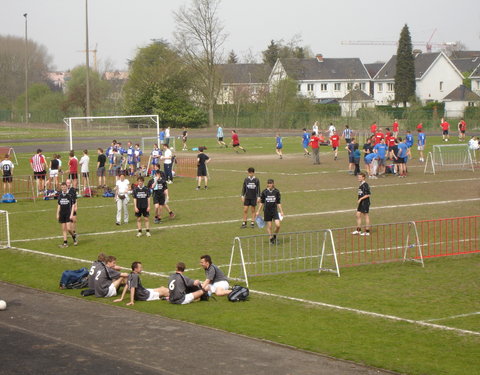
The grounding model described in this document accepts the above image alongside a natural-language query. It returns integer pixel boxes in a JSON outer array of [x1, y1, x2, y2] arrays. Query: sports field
[[0, 127, 479, 375]]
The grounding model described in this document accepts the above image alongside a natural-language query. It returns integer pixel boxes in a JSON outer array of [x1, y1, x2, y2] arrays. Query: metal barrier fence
[[175, 157, 198, 178], [0, 175, 36, 201], [229, 216, 479, 286]]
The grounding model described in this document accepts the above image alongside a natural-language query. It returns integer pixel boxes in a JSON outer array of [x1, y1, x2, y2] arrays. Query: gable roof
[[278, 57, 370, 81], [364, 63, 384, 79], [216, 64, 270, 84], [375, 52, 445, 80], [451, 57, 480, 74], [340, 89, 374, 101], [471, 64, 480, 78], [450, 51, 480, 59], [443, 85, 480, 101]]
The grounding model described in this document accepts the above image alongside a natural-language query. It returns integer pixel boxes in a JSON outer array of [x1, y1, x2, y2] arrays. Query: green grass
[[1, 128, 479, 375]]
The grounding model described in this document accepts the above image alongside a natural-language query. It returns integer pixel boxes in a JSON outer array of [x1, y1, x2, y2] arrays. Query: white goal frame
[[63, 115, 159, 151], [0, 210, 11, 248], [141, 136, 176, 152], [424, 144, 475, 174]]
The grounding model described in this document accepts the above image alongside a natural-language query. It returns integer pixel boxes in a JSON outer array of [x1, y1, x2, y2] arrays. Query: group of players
[[86, 252, 231, 305]]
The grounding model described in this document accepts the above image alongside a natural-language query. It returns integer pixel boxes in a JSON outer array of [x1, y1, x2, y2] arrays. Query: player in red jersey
[[374, 128, 384, 145], [370, 122, 377, 135], [440, 118, 450, 142], [458, 118, 466, 141], [230, 130, 246, 152], [392, 119, 399, 138], [330, 131, 340, 160], [416, 122, 423, 131]]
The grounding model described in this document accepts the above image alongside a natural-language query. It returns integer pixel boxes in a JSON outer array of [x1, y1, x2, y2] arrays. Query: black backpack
[[228, 285, 249, 302]]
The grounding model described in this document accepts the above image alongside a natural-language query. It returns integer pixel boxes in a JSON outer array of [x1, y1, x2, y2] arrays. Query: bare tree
[[174, 0, 227, 127]]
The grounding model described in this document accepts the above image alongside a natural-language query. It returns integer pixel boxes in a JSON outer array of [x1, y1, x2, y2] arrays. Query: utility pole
[[85, 0, 91, 118], [23, 13, 29, 123]]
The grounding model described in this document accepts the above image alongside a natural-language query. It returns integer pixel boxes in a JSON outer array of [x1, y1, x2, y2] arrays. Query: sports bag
[[59, 267, 89, 289], [228, 285, 249, 302]]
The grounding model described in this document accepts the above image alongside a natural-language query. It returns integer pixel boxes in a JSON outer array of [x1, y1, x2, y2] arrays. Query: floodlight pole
[[23, 13, 29, 124], [85, 0, 91, 118]]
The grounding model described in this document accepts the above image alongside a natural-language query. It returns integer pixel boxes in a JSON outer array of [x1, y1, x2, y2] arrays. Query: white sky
[[2, 0, 479, 71]]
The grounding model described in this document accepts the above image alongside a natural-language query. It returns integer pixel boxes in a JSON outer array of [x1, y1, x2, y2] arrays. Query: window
[[360, 83, 366, 91], [321, 83, 328, 91], [307, 83, 314, 92], [468, 102, 475, 107], [347, 83, 353, 90], [387, 83, 394, 92], [334, 83, 341, 91], [378, 83, 383, 92], [439, 81, 444, 91], [297, 84, 301, 92]]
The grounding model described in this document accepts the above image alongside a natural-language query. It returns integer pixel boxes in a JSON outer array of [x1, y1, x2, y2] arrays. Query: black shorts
[[97, 167, 105, 177], [218, 137, 224, 142], [2, 175, 12, 183], [58, 212, 71, 223], [264, 210, 279, 222], [349, 155, 355, 163], [442, 130, 449, 135], [233, 143, 240, 147], [135, 207, 149, 217], [395, 157, 405, 164], [153, 192, 166, 205], [345, 138, 351, 144], [82, 172, 89, 178], [460, 130, 466, 134], [197, 165, 207, 177], [34, 171, 46, 180], [243, 198, 257, 207], [69, 173, 78, 180], [357, 201, 370, 214]]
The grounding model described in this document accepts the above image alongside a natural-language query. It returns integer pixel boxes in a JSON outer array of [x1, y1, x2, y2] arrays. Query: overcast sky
[[2, 0, 479, 71]]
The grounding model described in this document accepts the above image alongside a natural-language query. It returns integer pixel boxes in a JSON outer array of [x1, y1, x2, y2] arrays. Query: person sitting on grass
[[168, 262, 206, 305], [94, 255, 128, 298], [114, 261, 169, 305], [199, 255, 231, 297]]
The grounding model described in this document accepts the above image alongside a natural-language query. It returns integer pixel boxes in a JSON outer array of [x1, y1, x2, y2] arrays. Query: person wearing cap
[[256, 179, 284, 244]]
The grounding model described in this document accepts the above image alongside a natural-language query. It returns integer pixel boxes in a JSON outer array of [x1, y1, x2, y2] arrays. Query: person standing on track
[[352, 172, 371, 236]]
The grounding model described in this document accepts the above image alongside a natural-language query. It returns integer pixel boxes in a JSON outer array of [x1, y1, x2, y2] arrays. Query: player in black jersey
[[196, 147, 210, 190], [66, 179, 78, 236], [256, 179, 284, 244], [148, 170, 175, 224], [133, 177, 151, 237], [56, 182, 77, 247], [352, 172, 371, 236], [241, 167, 260, 228]]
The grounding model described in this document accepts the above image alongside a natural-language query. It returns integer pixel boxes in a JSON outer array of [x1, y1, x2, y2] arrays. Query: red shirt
[[309, 136, 320, 149], [385, 131, 392, 137], [386, 136, 396, 147], [330, 135, 340, 148], [416, 123, 423, 130], [370, 124, 377, 134], [374, 132, 384, 145], [441, 121, 450, 131], [231, 133, 239, 145], [392, 122, 399, 132], [459, 120, 466, 131], [69, 157, 78, 173], [30, 154, 46, 172]]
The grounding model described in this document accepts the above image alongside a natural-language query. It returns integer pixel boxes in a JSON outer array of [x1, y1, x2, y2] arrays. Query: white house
[[443, 85, 480, 118], [373, 52, 464, 105], [216, 64, 270, 104], [470, 65, 480, 96], [269, 54, 371, 103], [339, 89, 375, 117]]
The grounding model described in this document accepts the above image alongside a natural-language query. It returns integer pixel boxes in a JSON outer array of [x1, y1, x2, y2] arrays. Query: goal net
[[425, 144, 475, 174], [0, 147, 18, 165], [0, 210, 11, 248]]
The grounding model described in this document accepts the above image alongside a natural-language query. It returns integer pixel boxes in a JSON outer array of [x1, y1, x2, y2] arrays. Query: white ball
[[0, 300, 6, 310]]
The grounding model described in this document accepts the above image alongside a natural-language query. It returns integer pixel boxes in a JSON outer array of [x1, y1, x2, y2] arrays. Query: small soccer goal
[[425, 144, 475, 174], [0, 147, 18, 165], [0, 210, 11, 248]]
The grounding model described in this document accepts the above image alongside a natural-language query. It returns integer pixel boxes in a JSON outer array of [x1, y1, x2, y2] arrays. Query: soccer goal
[[0, 147, 18, 165], [63, 115, 159, 151], [424, 144, 475, 174], [0, 210, 11, 248], [141, 136, 176, 152]]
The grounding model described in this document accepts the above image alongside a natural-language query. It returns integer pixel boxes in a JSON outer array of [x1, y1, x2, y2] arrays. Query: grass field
[[0, 128, 479, 375]]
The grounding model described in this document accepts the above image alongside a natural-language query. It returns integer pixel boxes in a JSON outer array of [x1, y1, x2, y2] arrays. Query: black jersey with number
[[168, 272, 195, 304], [242, 177, 260, 200], [148, 177, 167, 195], [357, 181, 371, 203], [133, 186, 150, 209], [58, 192, 74, 214], [260, 188, 281, 212]]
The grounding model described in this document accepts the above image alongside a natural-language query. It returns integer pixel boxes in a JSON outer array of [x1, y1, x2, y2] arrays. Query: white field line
[[4, 245, 479, 337], [423, 311, 480, 322], [9, 197, 480, 243], [7, 177, 480, 216]]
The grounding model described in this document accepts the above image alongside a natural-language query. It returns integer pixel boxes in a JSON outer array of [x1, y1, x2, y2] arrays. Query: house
[[102, 71, 129, 101], [364, 62, 385, 96], [269, 54, 371, 103], [443, 85, 480, 117], [45, 71, 71, 93], [470, 65, 480, 96], [216, 64, 270, 104], [451, 57, 480, 76], [373, 52, 464, 105], [339, 89, 375, 117]]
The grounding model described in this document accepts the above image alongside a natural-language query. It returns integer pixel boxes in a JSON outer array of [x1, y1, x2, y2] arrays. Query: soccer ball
[[0, 300, 6, 310]]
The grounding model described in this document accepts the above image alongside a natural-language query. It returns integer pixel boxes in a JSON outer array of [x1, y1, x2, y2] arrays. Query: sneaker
[[204, 186, 208, 190], [116, 222, 120, 225], [136, 232, 142, 237], [169, 212, 175, 219], [250, 222, 255, 228], [196, 187, 200, 191], [58, 243, 68, 248], [351, 230, 361, 235], [360, 232, 370, 236], [270, 237, 276, 245], [154, 218, 160, 224], [73, 239, 78, 246], [241, 223, 247, 229], [146, 232, 151, 237]]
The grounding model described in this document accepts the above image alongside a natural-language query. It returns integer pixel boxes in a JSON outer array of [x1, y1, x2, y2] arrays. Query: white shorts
[[105, 283, 117, 298], [146, 289, 160, 301], [181, 293, 195, 305], [50, 170, 59, 178], [210, 280, 229, 294], [417, 145, 424, 151]]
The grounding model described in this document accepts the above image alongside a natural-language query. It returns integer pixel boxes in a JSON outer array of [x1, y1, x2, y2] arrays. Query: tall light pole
[[23, 13, 28, 124], [85, 0, 91, 118]]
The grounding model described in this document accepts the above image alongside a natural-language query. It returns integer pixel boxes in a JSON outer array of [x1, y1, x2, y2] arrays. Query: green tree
[[123, 41, 206, 127], [15, 83, 65, 121], [64, 66, 108, 116], [227, 50, 238, 64], [262, 40, 280, 67], [394, 24, 416, 106]]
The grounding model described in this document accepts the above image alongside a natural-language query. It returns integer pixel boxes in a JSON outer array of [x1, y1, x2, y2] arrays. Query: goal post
[[425, 144, 475, 174], [0, 147, 18, 165], [63, 115, 160, 151], [0, 210, 11, 248]]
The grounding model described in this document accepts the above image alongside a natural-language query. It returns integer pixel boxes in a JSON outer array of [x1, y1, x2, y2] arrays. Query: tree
[[262, 40, 280, 67], [227, 50, 238, 64], [15, 83, 65, 122], [0, 35, 52, 105], [174, 0, 227, 127], [394, 24, 416, 106], [123, 41, 206, 127], [262, 36, 312, 67], [64, 66, 108, 116]]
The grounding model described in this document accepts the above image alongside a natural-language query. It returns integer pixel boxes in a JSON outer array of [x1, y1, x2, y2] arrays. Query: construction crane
[[77, 43, 98, 71]]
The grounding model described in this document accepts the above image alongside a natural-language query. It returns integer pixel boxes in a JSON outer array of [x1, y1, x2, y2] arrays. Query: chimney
[[413, 49, 422, 58], [316, 54, 324, 62]]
